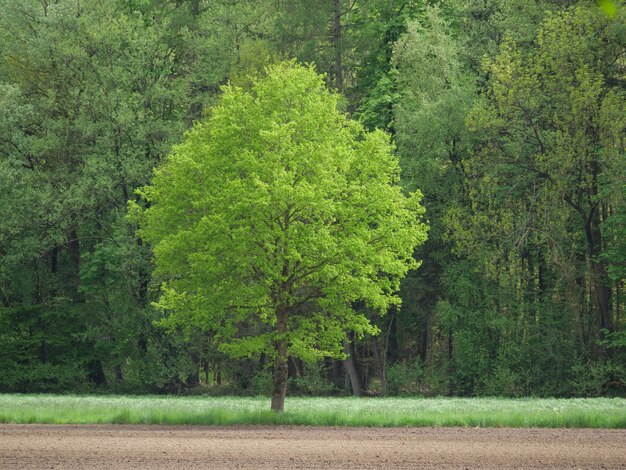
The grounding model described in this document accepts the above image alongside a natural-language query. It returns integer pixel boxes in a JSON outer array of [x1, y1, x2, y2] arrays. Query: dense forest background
[[0, 0, 624, 397]]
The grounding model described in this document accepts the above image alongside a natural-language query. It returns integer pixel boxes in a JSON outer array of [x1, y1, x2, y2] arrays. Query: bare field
[[1, 425, 625, 469]]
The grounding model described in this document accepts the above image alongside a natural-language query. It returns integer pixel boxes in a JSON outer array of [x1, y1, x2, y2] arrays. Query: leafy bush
[[482, 365, 522, 397], [290, 364, 337, 396], [384, 360, 423, 396], [570, 361, 626, 397], [250, 370, 273, 396]]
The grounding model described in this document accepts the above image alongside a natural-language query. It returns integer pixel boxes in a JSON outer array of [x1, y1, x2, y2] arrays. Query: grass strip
[[0, 395, 624, 428]]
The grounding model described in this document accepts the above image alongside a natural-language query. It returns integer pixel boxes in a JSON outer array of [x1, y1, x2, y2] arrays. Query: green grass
[[0, 395, 625, 428]]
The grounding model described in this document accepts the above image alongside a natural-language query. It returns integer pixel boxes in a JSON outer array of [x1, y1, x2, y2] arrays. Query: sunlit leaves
[[137, 62, 427, 363]]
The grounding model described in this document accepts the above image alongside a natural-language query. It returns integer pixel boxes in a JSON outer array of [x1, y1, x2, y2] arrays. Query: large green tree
[[135, 62, 427, 411]]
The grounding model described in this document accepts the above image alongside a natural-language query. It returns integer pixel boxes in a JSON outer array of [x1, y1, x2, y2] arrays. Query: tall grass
[[0, 395, 624, 428]]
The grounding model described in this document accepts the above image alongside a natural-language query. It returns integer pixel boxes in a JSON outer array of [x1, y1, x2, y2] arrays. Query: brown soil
[[0, 424, 624, 469]]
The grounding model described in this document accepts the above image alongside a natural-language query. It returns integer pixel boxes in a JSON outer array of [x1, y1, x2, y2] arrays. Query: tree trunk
[[419, 315, 429, 364], [271, 349, 288, 412], [271, 307, 289, 412], [447, 330, 454, 396], [68, 229, 82, 302], [87, 360, 107, 386], [186, 349, 201, 387], [584, 210, 613, 335], [586, 163, 613, 335], [114, 364, 124, 383], [388, 307, 399, 363], [343, 338, 362, 396], [332, 0, 343, 92]]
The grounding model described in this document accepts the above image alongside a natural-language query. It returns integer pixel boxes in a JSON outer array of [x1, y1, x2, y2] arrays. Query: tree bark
[[584, 209, 613, 335], [68, 229, 82, 302], [586, 162, 613, 335], [271, 306, 289, 412], [332, 0, 343, 92], [113, 364, 124, 383], [343, 338, 362, 396], [87, 360, 106, 386]]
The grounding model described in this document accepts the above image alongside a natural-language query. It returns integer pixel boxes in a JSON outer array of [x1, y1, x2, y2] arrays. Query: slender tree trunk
[[332, 0, 343, 92], [388, 306, 398, 363], [187, 350, 201, 387], [343, 338, 362, 396], [68, 229, 82, 302], [616, 281, 622, 328], [39, 338, 47, 364], [50, 246, 59, 276], [592, 259, 612, 332], [113, 364, 123, 383], [447, 330, 454, 396], [587, 164, 613, 335], [419, 318, 429, 364], [271, 307, 289, 412], [584, 214, 613, 335], [87, 360, 107, 386]]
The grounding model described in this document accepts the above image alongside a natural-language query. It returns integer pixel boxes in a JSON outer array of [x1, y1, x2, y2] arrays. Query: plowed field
[[1, 424, 624, 469]]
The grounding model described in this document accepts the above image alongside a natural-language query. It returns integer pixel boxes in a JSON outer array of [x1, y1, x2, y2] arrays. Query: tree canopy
[[135, 62, 427, 410]]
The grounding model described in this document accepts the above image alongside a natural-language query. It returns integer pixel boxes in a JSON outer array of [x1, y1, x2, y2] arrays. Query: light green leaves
[[138, 61, 427, 362]]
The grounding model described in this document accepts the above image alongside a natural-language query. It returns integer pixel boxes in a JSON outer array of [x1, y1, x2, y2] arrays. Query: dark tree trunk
[[87, 360, 107, 386], [586, 163, 613, 336], [584, 210, 613, 335], [271, 307, 289, 412], [68, 229, 82, 302], [114, 364, 124, 383], [343, 338, 362, 396], [332, 0, 343, 92], [447, 330, 454, 396], [387, 307, 398, 364], [39, 338, 47, 364], [50, 246, 59, 275], [418, 310, 430, 364], [271, 348, 288, 412], [186, 350, 201, 387], [288, 356, 302, 379], [592, 259, 613, 332], [135, 238, 149, 306]]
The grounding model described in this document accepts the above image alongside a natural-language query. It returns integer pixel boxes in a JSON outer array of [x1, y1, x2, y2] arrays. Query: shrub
[[384, 360, 423, 396], [290, 364, 337, 396]]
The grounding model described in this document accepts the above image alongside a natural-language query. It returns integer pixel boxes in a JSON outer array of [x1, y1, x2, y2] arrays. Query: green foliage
[[0, 0, 220, 393], [251, 370, 274, 396], [599, 0, 619, 18], [461, 3, 625, 355], [0, 305, 90, 392], [385, 360, 424, 396], [0, 0, 623, 399], [290, 364, 338, 396], [136, 61, 427, 366], [570, 361, 626, 397]]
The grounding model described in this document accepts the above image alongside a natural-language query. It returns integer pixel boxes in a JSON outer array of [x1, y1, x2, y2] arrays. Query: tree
[[135, 62, 427, 411], [392, 5, 477, 387]]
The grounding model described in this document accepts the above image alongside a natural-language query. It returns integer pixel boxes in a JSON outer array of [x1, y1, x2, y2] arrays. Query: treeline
[[0, 0, 624, 397]]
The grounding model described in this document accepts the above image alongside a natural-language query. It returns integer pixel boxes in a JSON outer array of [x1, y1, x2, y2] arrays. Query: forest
[[0, 0, 624, 400]]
